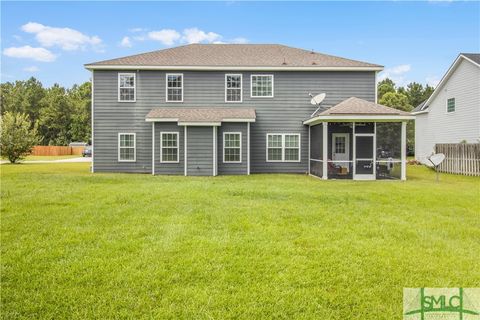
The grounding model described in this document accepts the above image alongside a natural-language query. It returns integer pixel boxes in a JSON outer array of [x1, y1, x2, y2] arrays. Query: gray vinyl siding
[[93, 70, 375, 174], [154, 123, 184, 175], [217, 123, 248, 175], [186, 126, 214, 176]]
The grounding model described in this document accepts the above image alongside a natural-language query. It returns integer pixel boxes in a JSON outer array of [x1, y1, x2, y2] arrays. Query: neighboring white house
[[412, 53, 480, 164]]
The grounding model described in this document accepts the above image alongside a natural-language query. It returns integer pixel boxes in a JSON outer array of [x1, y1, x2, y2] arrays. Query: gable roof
[[145, 107, 256, 124], [413, 53, 480, 113], [85, 44, 383, 71], [411, 100, 427, 114]]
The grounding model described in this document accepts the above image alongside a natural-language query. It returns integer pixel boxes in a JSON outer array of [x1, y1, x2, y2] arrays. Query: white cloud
[[3, 45, 56, 62], [426, 75, 440, 87], [129, 27, 146, 33], [21, 22, 102, 51], [148, 29, 181, 45], [120, 36, 132, 48], [378, 64, 412, 87], [24, 66, 39, 72], [231, 37, 249, 44], [182, 28, 221, 44]]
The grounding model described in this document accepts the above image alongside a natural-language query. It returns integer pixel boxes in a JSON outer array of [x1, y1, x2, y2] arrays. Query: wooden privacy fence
[[31, 146, 85, 156], [435, 143, 480, 176]]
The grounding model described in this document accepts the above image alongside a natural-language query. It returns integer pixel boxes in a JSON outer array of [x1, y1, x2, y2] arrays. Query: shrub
[[0, 112, 39, 163]]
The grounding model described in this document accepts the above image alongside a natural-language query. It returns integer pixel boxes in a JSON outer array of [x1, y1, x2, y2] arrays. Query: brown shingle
[[145, 107, 256, 122], [86, 44, 382, 69], [316, 97, 411, 116]]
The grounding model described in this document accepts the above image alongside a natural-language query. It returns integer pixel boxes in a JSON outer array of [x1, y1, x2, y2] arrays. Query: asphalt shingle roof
[[86, 44, 382, 69], [313, 97, 411, 117], [145, 107, 256, 122], [462, 53, 480, 65]]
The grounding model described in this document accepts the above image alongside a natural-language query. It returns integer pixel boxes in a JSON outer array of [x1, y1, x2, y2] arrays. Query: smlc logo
[[404, 288, 480, 320]]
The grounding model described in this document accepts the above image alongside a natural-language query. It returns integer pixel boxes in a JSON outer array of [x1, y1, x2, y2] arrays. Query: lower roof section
[[304, 97, 415, 125], [145, 107, 256, 126]]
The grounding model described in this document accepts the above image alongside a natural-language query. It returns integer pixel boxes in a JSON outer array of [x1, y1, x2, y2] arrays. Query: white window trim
[[118, 73, 136, 103], [266, 133, 301, 163], [118, 132, 136, 162], [160, 131, 180, 163], [223, 132, 242, 163], [250, 74, 274, 98], [225, 74, 243, 103], [446, 97, 456, 113], [166, 73, 184, 103]]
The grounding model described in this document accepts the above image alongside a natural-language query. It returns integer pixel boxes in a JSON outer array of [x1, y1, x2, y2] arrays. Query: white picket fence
[[435, 143, 480, 176]]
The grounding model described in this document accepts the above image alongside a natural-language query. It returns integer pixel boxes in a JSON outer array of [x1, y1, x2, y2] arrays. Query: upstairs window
[[223, 132, 242, 163], [161, 132, 179, 163], [225, 74, 242, 102], [447, 98, 455, 113], [166, 74, 183, 102], [266, 133, 300, 162], [251, 75, 273, 98], [118, 73, 136, 102], [118, 133, 136, 162]]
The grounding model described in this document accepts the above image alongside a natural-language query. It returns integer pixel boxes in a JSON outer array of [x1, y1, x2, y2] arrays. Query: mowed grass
[[1, 163, 479, 319]]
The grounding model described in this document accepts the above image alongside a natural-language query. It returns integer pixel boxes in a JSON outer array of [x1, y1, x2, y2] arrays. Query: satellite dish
[[428, 153, 445, 166], [428, 153, 445, 182], [310, 93, 326, 105]]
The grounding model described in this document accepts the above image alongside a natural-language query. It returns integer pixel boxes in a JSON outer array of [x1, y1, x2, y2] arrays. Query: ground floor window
[[223, 132, 241, 163], [118, 133, 136, 162], [267, 133, 300, 162], [161, 132, 179, 163]]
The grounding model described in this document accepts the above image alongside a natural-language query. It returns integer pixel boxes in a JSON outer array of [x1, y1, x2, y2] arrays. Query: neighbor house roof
[[145, 107, 256, 124], [413, 53, 480, 114], [85, 44, 383, 71], [304, 97, 414, 125]]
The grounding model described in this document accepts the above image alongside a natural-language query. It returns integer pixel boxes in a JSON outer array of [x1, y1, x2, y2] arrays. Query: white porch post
[[401, 121, 407, 181], [184, 126, 188, 176], [308, 125, 311, 174], [322, 122, 328, 180], [247, 122, 250, 175], [213, 126, 217, 176], [152, 122, 155, 175]]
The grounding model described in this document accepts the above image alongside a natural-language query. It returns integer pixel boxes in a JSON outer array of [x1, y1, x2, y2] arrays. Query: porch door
[[332, 133, 349, 168], [354, 135, 375, 180]]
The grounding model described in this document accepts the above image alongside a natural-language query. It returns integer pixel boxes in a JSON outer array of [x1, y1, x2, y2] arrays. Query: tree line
[[1, 77, 91, 146]]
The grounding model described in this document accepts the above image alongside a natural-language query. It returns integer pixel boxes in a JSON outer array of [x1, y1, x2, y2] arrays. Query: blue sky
[[1, 1, 479, 88]]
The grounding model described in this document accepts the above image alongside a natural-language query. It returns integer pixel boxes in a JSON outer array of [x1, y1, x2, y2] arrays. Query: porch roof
[[145, 107, 256, 125], [304, 97, 415, 125]]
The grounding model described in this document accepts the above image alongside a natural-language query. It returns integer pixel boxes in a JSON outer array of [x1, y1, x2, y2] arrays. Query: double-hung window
[[118, 73, 136, 102], [267, 133, 300, 162], [447, 98, 455, 113], [160, 132, 179, 163], [118, 133, 136, 162], [251, 75, 273, 98], [166, 73, 183, 102], [223, 132, 241, 163], [225, 74, 242, 102]]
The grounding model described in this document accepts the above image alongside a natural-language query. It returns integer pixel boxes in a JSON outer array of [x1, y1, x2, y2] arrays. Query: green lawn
[[1, 163, 479, 319], [24, 155, 81, 161]]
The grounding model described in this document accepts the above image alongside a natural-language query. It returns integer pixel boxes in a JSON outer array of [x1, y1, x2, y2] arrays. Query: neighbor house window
[[160, 132, 179, 163], [223, 132, 241, 163], [225, 74, 242, 102], [267, 133, 300, 162], [251, 75, 273, 98], [118, 133, 136, 162], [166, 73, 183, 102], [118, 73, 136, 102], [447, 98, 455, 113]]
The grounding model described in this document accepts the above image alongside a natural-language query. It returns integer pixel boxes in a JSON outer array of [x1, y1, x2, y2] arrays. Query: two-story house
[[85, 44, 413, 180], [412, 53, 480, 164]]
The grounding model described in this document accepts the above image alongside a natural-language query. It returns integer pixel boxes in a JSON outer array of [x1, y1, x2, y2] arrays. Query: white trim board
[[86, 65, 384, 72]]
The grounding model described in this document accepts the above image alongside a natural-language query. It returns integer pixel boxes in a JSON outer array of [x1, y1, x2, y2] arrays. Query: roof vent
[[312, 62, 317, 65], [282, 58, 287, 65], [310, 50, 315, 54]]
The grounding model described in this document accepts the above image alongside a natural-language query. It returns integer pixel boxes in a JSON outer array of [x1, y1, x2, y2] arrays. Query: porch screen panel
[[355, 136, 374, 175], [376, 122, 402, 179], [309, 125, 323, 177]]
